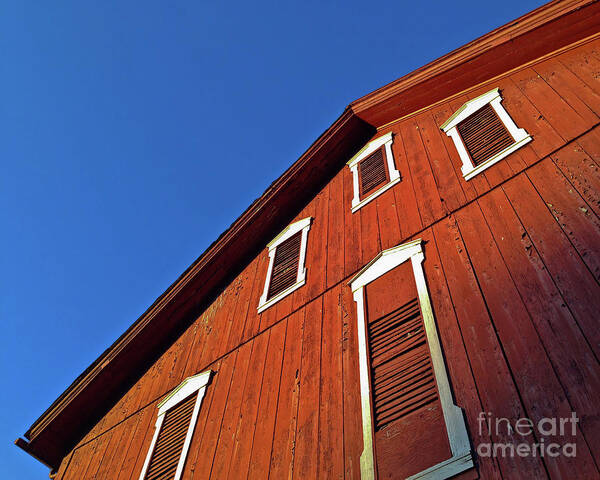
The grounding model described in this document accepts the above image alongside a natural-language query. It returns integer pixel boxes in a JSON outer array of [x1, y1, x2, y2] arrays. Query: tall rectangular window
[[258, 217, 312, 313], [347, 132, 401, 213], [144, 395, 196, 480], [267, 231, 302, 299], [350, 240, 472, 480], [138, 371, 212, 480]]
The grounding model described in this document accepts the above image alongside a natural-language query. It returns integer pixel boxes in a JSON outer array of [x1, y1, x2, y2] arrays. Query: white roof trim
[[157, 370, 212, 416], [440, 88, 500, 132], [349, 239, 423, 292], [346, 131, 394, 168], [267, 217, 312, 250]]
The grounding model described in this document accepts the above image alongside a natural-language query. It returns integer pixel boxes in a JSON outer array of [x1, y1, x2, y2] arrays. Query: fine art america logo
[[477, 412, 579, 458]]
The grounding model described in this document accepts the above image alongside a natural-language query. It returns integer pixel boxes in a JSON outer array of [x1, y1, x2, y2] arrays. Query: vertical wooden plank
[[292, 200, 317, 312], [551, 143, 600, 218], [218, 275, 245, 358], [306, 185, 329, 300], [247, 320, 287, 478], [527, 158, 600, 281], [327, 169, 346, 289], [179, 359, 220, 480], [226, 259, 259, 351], [503, 174, 600, 359], [242, 253, 270, 342], [77, 397, 113, 447], [511, 67, 591, 142], [182, 312, 212, 379], [389, 126, 424, 240], [200, 290, 235, 369], [183, 297, 223, 378], [340, 281, 362, 480], [125, 398, 170, 480], [560, 43, 600, 97], [141, 327, 190, 412], [269, 309, 305, 479], [60, 446, 84, 480], [375, 187, 402, 250], [418, 111, 467, 212], [577, 127, 600, 165], [115, 402, 156, 480], [293, 295, 323, 480], [260, 294, 280, 331], [422, 228, 502, 480], [479, 188, 600, 463], [55, 450, 74, 480], [207, 341, 254, 480], [62, 438, 98, 480], [164, 320, 200, 394], [534, 58, 600, 121], [359, 194, 381, 265], [225, 332, 270, 479], [318, 285, 345, 480], [343, 164, 363, 277], [186, 352, 237, 480], [432, 216, 547, 479], [93, 420, 127, 479], [398, 119, 445, 226], [81, 429, 115, 479], [96, 413, 139, 480], [454, 201, 598, 479], [501, 78, 564, 161]]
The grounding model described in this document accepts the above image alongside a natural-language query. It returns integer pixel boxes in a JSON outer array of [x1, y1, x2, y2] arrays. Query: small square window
[[258, 217, 312, 313], [441, 88, 531, 180], [347, 132, 401, 212]]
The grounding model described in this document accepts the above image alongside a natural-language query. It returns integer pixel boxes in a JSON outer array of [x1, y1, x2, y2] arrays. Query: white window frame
[[348, 239, 473, 480], [257, 217, 312, 313], [138, 370, 212, 480], [441, 88, 531, 180], [347, 132, 401, 213]]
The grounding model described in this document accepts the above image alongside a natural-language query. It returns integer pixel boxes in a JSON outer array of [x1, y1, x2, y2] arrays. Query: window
[[349, 240, 472, 480], [138, 371, 212, 480], [441, 88, 531, 180], [347, 132, 401, 212], [258, 217, 312, 313]]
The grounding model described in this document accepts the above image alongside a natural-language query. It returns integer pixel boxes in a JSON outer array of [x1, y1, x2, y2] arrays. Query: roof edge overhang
[[18, 0, 600, 471], [351, 0, 600, 126]]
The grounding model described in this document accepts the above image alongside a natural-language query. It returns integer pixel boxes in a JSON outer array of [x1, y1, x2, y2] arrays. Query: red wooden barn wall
[[54, 36, 600, 480]]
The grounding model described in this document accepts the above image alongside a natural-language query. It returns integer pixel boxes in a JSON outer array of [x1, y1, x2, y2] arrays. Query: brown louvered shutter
[[457, 103, 514, 166], [359, 148, 388, 196], [145, 394, 196, 480], [267, 231, 302, 299], [365, 261, 451, 479], [368, 297, 437, 429]]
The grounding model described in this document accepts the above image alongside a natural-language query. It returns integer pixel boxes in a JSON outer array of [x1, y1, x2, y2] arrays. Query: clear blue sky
[[2, 1, 546, 477]]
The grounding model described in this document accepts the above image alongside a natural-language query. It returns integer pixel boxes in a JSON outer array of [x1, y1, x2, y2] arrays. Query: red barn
[[17, 1, 600, 478]]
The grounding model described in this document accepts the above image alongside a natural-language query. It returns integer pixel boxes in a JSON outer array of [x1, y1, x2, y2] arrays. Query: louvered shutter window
[[457, 103, 514, 166], [359, 148, 388, 196], [368, 297, 437, 429], [144, 394, 196, 480], [267, 231, 302, 299]]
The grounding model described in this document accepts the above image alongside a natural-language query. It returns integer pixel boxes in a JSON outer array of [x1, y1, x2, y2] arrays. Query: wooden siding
[[57, 37, 600, 479]]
